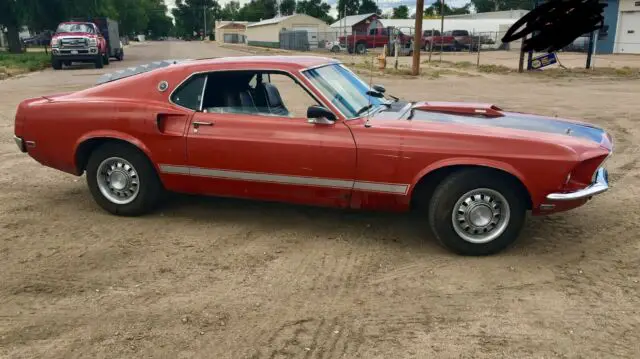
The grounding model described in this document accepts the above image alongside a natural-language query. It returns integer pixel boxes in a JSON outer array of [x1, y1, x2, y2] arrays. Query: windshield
[[303, 64, 387, 119], [56, 23, 95, 34]]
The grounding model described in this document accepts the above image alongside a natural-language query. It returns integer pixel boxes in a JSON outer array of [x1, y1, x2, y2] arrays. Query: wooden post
[[412, 0, 425, 76]]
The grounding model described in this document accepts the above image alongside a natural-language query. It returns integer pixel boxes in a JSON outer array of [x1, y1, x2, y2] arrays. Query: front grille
[[60, 37, 88, 48]]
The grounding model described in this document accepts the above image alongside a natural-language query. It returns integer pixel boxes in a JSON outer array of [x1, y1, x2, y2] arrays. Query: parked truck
[[422, 30, 455, 51], [50, 17, 123, 70], [71, 17, 124, 61], [339, 27, 415, 55]]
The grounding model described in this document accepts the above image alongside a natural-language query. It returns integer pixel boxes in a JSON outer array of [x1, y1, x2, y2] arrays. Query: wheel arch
[[409, 160, 533, 211], [74, 132, 155, 175]]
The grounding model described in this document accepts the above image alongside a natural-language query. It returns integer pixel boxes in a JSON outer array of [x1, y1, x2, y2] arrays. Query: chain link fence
[[272, 27, 638, 71]]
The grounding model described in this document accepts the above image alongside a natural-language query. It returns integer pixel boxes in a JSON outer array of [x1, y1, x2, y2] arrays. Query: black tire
[[355, 42, 366, 54], [86, 142, 163, 216], [52, 59, 62, 70], [427, 168, 527, 256], [94, 55, 104, 69], [116, 51, 124, 61], [103, 52, 110, 65]]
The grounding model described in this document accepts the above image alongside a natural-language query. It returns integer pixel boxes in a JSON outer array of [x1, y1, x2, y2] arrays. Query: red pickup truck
[[422, 30, 455, 51], [340, 27, 414, 54]]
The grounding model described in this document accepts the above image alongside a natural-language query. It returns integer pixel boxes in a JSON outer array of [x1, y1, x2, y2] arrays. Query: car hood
[[53, 32, 97, 38], [377, 101, 612, 150]]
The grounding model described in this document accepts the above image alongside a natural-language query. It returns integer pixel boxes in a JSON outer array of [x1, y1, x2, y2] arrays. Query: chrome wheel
[[451, 188, 511, 244], [96, 157, 140, 205]]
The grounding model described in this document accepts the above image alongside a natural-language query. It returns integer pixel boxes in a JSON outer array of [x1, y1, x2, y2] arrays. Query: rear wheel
[[427, 168, 527, 256], [355, 42, 366, 54], [86, 142, 163, 216]]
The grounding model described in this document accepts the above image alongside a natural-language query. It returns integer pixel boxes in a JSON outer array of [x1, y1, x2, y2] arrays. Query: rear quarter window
[[170, 74, 206, 111]]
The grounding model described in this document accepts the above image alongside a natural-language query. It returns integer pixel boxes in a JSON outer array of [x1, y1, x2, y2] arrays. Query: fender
[[409, 157, 533, 198], [73, 130, 157, 173]]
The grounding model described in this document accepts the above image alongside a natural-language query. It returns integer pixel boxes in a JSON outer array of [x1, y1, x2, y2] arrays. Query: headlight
[[51, 38, 59, 47], [88, 38, 97, 46]]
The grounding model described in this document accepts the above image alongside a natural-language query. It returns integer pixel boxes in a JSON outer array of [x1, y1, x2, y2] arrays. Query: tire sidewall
[[86, 143, 161, 216], [429, 172, 526, 256]]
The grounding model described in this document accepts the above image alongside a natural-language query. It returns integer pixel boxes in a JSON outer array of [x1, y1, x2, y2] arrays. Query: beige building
[[245, 14, 330, 48], [215, 21, 250, 44]]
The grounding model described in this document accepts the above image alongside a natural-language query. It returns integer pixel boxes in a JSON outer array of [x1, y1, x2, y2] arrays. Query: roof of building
[[445, 9, 529, 19], [216, 21, 251, 29], [246, 14, 297, 28], [330, 13, 376, 28]]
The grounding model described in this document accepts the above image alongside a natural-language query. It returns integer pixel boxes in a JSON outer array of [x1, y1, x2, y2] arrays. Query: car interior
[[201, 71, 293, 116]]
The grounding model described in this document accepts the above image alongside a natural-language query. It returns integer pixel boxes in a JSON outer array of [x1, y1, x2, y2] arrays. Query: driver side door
[[174, 70, 358, 208]]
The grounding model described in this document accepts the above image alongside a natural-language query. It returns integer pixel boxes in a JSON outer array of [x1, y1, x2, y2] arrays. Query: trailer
[[70, 17, 124, 61]]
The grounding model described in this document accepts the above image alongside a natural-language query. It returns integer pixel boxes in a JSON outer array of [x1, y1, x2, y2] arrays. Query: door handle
[[193, 121, 214, 128]]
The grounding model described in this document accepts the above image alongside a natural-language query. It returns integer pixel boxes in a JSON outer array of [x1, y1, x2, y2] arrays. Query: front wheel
[[86, 142, 163, 216], [427, 169, 527, 256], [103, 52, 110, 65], [94, 55, 104, 68]]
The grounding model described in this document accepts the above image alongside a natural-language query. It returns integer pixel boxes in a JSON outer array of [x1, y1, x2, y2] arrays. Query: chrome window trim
[[198, 75, 208, 112], [168, 66, 346, 120]]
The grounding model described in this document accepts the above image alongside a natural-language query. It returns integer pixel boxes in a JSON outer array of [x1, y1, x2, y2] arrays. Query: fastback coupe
[[13, 56, 613, 256]]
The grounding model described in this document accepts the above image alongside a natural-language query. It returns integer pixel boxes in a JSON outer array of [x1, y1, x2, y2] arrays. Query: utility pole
[[203, 4, 207, 40], [439, 0, 445, 60], [412, 0, 425, 75]]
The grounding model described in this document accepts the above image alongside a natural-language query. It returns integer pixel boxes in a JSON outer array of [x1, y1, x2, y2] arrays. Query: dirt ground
[[1, 41, 640, 359]]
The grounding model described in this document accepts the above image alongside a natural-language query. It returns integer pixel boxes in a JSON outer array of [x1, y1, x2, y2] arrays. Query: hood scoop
[[410, 102, 505, 118]]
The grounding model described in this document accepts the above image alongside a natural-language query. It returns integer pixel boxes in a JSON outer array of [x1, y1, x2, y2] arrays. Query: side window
[[200, 71, 319, 118], [170, 74, 206, 111], [265, 73, 319, 118], [369, 29, 376, 36]]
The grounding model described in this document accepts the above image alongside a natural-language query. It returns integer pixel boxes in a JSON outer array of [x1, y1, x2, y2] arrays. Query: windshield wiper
[[356, 104, 374, 115]]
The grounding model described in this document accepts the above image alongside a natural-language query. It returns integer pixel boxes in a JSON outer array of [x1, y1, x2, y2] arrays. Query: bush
[[0, 52, 51, 73]]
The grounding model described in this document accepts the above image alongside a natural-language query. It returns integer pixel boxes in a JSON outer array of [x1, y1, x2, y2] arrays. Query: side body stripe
[[158, 164, 410, 195]]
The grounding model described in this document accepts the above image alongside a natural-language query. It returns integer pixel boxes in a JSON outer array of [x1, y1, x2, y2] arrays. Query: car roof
[[180, 55, 340, 71]]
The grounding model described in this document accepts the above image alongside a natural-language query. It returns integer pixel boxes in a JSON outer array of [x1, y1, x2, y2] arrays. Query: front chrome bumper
[[546, 167, 609, 201], [14, 135, 26, 153]]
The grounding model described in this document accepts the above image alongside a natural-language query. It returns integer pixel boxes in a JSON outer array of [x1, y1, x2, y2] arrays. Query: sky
[[164, 0, 471, 20]]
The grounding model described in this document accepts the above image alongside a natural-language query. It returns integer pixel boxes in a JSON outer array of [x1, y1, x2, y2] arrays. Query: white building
[[614, 0, 640, 53]]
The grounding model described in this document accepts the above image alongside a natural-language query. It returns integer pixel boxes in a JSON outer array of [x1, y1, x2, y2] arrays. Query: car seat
[[260, 83, 289, 116]]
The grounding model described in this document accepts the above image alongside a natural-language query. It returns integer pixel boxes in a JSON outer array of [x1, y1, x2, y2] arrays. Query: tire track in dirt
[[251, 317, 366, 359]]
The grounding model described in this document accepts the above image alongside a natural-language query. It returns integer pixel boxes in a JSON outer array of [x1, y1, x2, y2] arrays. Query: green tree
[[392, 5, 409, 19], [470, 0, 532, 12], [145, 0, 174, 38], [296, 0, 334, 23], [237, 0, 277, 22], [172, 0, 221, 38], [425, 1, 471, 16], [358, 0, 380, 15], [336, 0, 360, 16], [279, 0, 296, 15], [219, 1, 241, 19], [0, 0, 25, 53]]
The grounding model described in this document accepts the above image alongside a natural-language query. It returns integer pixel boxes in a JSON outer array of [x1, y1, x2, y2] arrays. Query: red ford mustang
[[13, 56, 613, 255]]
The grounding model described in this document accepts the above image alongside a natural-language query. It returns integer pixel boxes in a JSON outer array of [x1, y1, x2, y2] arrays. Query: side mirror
[[307, 105, 336, 125], [372, 84, 386, 93]]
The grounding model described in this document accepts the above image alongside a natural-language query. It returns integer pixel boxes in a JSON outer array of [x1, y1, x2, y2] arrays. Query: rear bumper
[[546, 167, 609, 201]]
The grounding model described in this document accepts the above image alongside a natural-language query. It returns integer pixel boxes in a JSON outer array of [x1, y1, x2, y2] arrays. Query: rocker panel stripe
[[158, 164, 410, 195]]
